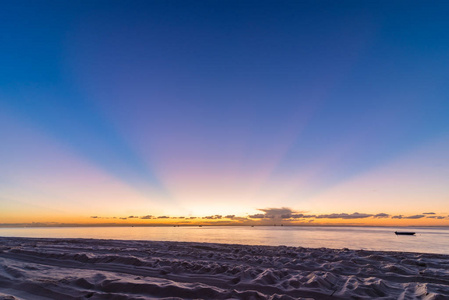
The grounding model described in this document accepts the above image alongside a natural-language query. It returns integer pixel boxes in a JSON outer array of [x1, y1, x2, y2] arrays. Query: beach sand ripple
[[0, 237, 448, 299]]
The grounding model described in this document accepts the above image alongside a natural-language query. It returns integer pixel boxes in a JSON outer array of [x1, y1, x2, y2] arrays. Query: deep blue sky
[[1, 1, 449, 222]]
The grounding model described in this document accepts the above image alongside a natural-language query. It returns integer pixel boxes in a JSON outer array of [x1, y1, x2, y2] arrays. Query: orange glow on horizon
[[2, 211, 448, 227]]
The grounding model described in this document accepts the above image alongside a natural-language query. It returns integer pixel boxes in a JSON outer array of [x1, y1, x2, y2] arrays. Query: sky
[[1, 1, 449, 226]]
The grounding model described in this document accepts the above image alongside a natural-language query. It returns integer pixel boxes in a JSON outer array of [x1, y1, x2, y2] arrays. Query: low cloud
[[404, 215, 425, 219], [251, 209, 391, 221], [232, 217, 249, 222], [1, 222, 63, 227], [288, 214, 304, 219], [258, 207, 296, 219], [248, 213, 266, 219], [202, 215, 222, 220], [89, 216, 114, 220], [316, 212, 373, 219], [249, 207, 302, 219], [86, 209, 440, 225], [427, 216, 445, 219], [281, 213, 316, 219], [304, 215, 316, 218], [373, 213, 390, 219]]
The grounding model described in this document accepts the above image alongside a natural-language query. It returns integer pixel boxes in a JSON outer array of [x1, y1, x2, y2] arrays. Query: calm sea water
[[0, 226, 448, 255]]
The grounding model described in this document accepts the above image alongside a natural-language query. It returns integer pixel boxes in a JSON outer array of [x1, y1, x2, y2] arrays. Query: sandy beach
[[0, 237, 448, 299]]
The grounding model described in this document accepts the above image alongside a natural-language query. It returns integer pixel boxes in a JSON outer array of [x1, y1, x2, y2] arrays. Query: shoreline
[[1, 237, 449, 299], [1, 226, 448, 255], [2, 235, 448, 256]]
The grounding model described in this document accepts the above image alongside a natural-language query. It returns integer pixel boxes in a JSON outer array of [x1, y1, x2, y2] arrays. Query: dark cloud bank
[[248, 208, 394, 220], [90, 208, 448, 224]]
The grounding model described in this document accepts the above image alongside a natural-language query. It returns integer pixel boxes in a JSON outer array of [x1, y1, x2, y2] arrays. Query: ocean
[[1, 225, 448, 254]]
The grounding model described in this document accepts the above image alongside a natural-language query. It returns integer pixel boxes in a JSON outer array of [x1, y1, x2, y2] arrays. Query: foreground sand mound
[[0, 237, 448, 299]]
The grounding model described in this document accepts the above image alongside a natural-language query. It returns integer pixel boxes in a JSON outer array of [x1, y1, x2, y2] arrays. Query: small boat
[[395, 231, 416, 235]]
